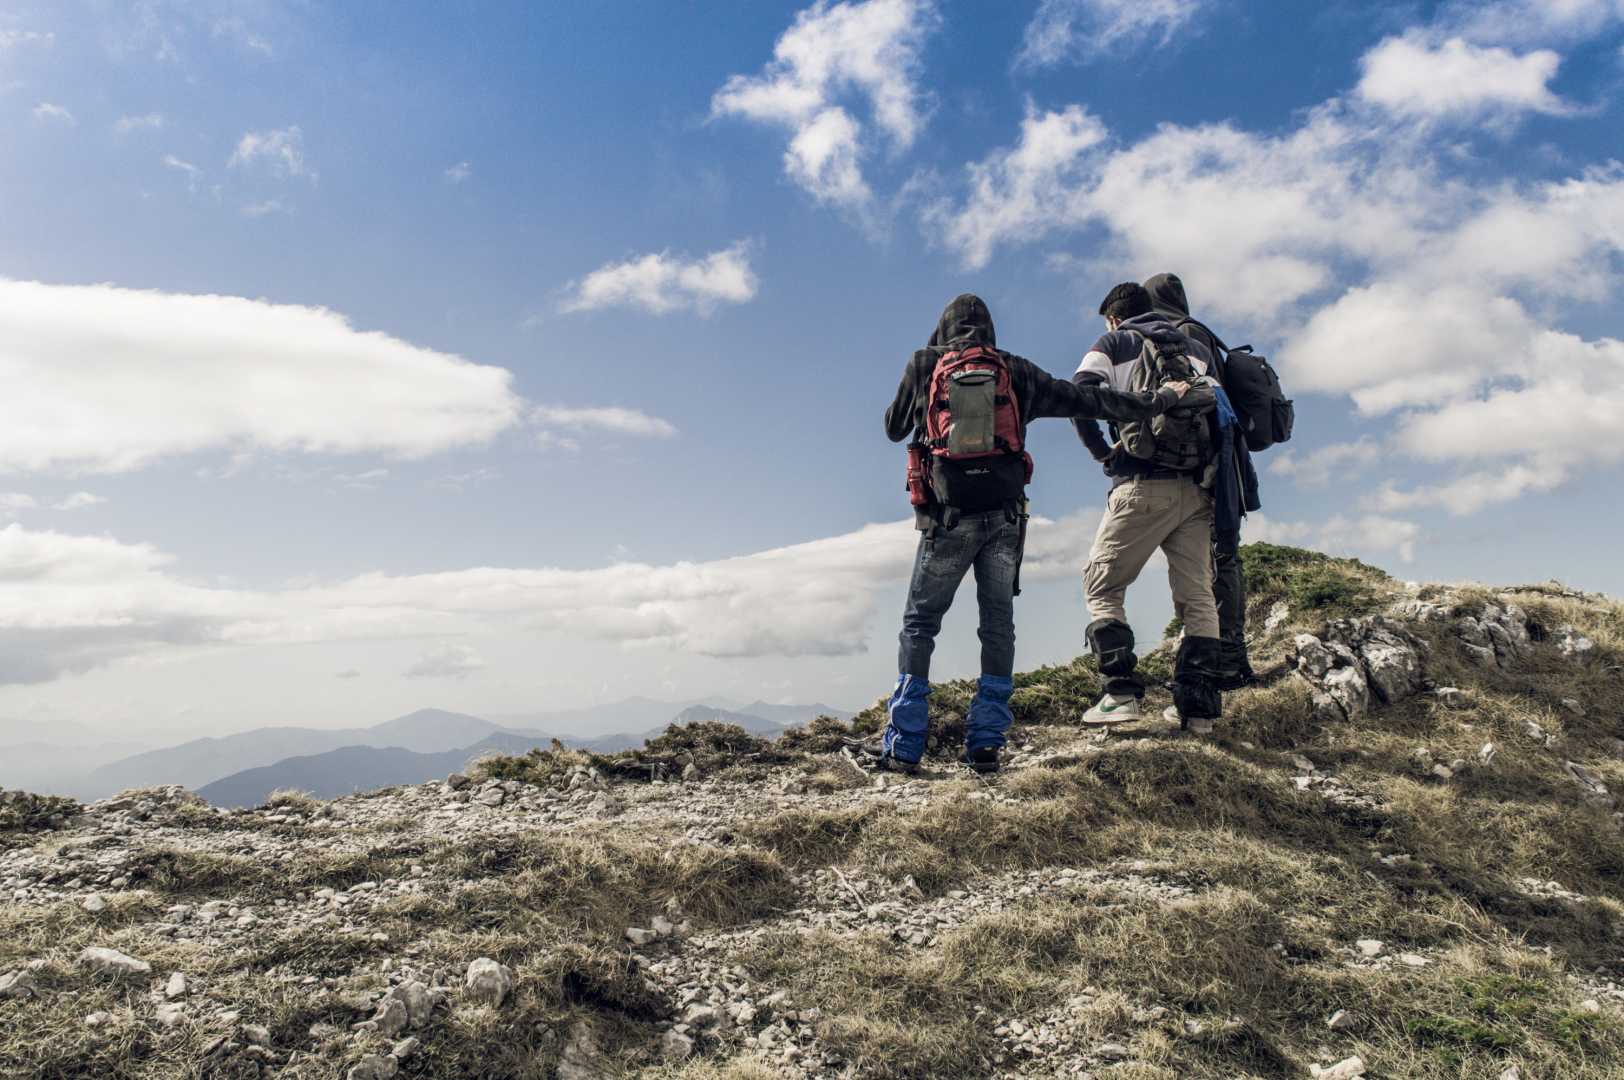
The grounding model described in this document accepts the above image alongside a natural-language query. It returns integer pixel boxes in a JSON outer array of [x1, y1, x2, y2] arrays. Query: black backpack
[[1177, 318, 1293, 452]]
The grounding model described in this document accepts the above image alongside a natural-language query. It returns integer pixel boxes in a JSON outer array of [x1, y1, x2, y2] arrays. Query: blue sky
[[1, 0, 1622, 740]]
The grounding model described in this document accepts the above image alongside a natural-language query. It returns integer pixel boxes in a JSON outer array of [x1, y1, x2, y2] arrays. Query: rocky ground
[[3, 545, 1624, 1079]]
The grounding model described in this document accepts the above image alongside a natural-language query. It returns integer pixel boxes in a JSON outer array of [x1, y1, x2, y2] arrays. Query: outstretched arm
[[1023, 358, 1178, 423], [884, 353, 930, 443]]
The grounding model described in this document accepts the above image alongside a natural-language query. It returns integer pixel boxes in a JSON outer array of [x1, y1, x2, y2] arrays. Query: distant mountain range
[[3, 698, 852, 806]]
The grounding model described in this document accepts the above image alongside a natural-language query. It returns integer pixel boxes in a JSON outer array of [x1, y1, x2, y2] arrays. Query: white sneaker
[[1083, 693, 1143, 725], [1163, 705, 1215, 734]]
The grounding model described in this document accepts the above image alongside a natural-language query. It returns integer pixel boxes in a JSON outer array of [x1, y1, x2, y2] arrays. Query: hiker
[[877, 293, 1187, 775], [1144, 272, 1263, 690], [1073, 282, 1226, 733]]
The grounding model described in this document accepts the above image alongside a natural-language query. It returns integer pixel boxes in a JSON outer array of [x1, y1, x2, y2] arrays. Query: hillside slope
[[3, 545, 1623, 1079]]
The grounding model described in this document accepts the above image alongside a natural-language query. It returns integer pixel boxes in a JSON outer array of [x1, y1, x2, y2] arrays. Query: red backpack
[[919, 345, 1031, 512]]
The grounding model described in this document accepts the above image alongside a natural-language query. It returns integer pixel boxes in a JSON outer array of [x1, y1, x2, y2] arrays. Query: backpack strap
[[1174, 316, 1229, 356]]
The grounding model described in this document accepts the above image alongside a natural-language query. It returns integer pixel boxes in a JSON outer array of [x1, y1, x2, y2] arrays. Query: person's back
[[874, 294, 1180, 773], [1073, 282, 1225, 732], [1143, 272, 1262, 689]]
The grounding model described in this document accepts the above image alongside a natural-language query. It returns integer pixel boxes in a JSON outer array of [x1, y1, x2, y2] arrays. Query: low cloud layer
[[0, 279, 524, 473]]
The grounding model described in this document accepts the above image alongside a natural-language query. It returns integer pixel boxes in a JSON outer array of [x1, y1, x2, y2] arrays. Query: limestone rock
[[555, 1021, 612, 1080], [464, 958, 513, 1007], [164, 971, 188, 999], [82, 893, 107, 914], [1311, 1057, 1367, 1080], [1327, 1009, 1355, 1030], [0, 969, 38, 999], [78, 947, 151, 977], [348, 1055, 398, 1080], [660, 1029, 695, 1061], [154, 1001, 186, 1028]]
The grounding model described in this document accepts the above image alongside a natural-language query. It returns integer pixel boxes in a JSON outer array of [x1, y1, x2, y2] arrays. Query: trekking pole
[[1012, 497, 1029, 597]]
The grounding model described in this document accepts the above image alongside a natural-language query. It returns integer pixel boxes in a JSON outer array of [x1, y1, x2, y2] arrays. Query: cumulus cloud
[[0, 279, 523, 473], [711, 0, 936, 208], [1017, 0, 1205, 68], [1268, 440, 1383, 487], [1248, 513, 1422, 563], [1356, 33, 1570, 120], [559, 243, 758, 316], [228, 126, 314, 181], [444, 161, 471, 183], [32, 102, 75, 125], [0, 512, 1101, 684], [404, 643, 485, 679], [925, 103, 1107, 271], [52, 493, 106, 511], [115, 112, 166, 133]]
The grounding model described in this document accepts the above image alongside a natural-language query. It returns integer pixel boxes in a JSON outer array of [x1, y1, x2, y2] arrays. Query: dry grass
[[7, 547, 1624, 1077]]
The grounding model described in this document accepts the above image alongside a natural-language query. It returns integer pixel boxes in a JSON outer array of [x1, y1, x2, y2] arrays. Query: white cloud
[[444, 161, 471, 184], [0, 279, 523, 474], [52, 493, 106, 511], [531, 405, 677, 440], [0, 30, 54, 50], [711, 0, 936, 208], [0, 494, 37, 518], [925, 103, 1107, 272], [1356, 33, 1569, 120], [404, 643, 485, 679], [32, 102, 74, 125], [0, 511, 1102, 683], [559, 242, 758, 316], [1446, 0, 1624, 45], [1268, 440, 1383, 487], [241, 198, 289, 218], [1248, 513, 1422, 563], [162, 154, 201, 190], [334, 468, 388, 491], [115, 112, 166, 134], [431, 467, 500, 493], [1017, 0, 1204, 68], [228, 126, 314, 181]]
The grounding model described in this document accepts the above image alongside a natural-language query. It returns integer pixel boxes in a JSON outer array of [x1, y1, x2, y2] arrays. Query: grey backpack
[[1117, 333, 1215, 472]]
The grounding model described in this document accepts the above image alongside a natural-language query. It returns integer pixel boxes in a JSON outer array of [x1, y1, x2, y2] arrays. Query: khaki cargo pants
[[1084, 476, 1221, 639]]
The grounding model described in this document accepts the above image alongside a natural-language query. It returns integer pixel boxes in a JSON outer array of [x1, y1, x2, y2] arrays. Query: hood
[[1118, 311, 1193, 350], [1143, 273, 1191, 319], [928, 293, 996, 350]]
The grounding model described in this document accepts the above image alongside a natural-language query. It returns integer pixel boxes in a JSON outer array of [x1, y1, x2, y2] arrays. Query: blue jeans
[[897, 510, 1020, 680]]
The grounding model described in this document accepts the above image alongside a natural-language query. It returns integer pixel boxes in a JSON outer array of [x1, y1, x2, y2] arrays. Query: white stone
[[348, 1055, 398, 1080], [82, 894, 107, 914], [164, 971, 187, 999], [625, 927, 657, 947], [153, 1001, 186, 1028], [382, 980, 434, 1028], [660, 1029, 695, 1061], [78, 947, 151, 976], [83, 1011, 114, 1027], [1327, 1009, 1355, 1030], [1478, 743, 1497, 765], [464, 958, 513, 1007], [1499, 1067, 1522, 1080], [0, 970, 37, 999], [1310, 1057, 1367, 1080], [391, 1036, 420, 1060], [1399, 953, 1430, 967], [1356, 939, 1384, 957]]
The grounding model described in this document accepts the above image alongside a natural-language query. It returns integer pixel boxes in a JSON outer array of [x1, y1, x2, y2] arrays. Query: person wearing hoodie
[[1072, 282, 1225, 732], [878, 293, 1185, 774], [1143, 272, 1262, 689]]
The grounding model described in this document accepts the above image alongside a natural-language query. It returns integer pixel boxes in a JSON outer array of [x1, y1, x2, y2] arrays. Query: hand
[[1164, 380, 1191, 398]]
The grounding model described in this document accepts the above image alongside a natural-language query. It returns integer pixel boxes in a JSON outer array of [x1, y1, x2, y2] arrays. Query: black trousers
[[1213, 529, 1250, 675]]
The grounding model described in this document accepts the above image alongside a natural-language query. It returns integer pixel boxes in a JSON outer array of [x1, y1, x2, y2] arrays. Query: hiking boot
[[961, 746, 1000, 775], [1163, 705, 1216, 735], [1213, 667, 1257, 692], [1083, 693, 1143, 725], [848, 738, 921, 776]]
